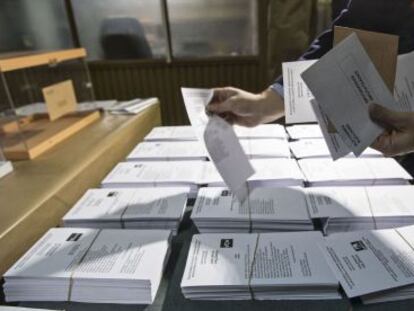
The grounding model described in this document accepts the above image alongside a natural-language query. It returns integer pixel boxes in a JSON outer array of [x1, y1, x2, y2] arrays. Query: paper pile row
[[62, 187, 189, 235], [4, 228, 172, 305], [192, 187, 313, 233], [181, 231, 340, 300]]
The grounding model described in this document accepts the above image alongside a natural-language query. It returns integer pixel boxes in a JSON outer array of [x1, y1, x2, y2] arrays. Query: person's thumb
[[207, 97, 235, 114], [369, 103, 408, 130]]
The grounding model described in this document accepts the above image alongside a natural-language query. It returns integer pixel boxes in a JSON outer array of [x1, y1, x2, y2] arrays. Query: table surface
[[0, 103, 161, 274]]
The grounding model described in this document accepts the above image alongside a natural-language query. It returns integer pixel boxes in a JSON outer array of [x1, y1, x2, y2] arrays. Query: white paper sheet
[[181, 88, 254, 202], [283, 60, 318, 124], [310, 100, 350, 160], [395, 51, 414, 111], [321, 226, 414, 298], [302, 34, 400, 156]]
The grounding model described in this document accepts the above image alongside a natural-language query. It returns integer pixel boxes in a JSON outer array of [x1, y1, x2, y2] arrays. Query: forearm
[[258, 88, 285, 123]]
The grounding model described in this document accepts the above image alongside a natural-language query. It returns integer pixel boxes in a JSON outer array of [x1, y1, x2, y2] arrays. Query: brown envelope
[[42, 80, 77, 121], [334, 26, 399, 92]]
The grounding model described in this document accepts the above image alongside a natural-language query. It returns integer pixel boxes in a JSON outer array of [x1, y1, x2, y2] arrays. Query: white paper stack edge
[[101, 161, 204, 198], [289, 139, 383, 159], [233, 124, 287, 140], [62, 187, 190, 235], [202, 159, 305, 188], [101, 159, 305, 196], [192, 187, 313, 233], [144, 126, 197, 142], [3, 228, 172, 304], [298, 158, 412, 186], [320, 225, 414, 304], [286, 124, 323, 140], [306, 186, 414, 235], [144, 124, 288, 142], [239, 139, 291, 159], [127, 139, 291, 162], [0, 307, 61, 311], [0, 161, 13, 179], [127, 141, 208, 161], [181, 231, 340, 300]]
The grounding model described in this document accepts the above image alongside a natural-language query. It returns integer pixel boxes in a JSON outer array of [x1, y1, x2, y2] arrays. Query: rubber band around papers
[[248, 233, 260, 300], [67, 229, 102, 301], [364, 188, 378, 230]]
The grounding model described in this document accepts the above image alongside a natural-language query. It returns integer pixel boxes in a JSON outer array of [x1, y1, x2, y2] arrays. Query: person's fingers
[[369, 103, 409, 130], [371, 131, 414, 156], [207, 97, 235, 114], [210, 87, 238, 105]]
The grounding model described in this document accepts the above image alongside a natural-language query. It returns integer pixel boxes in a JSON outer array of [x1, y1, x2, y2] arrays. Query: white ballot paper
[[3, 228, 172, 304], [233, 124, 287, 140], [302, 34, 400, 156], [289, 138, 382, 160], [306, 186, 414, 235], [286, 124, 323, 140], [62, 187, 190, 234], [127, 141, 208, 161], [321, 225, 414, 302], [283, 60, 318, 124], [144, 126, 197, 142], [395, 51, 414, 111], [299, 158, 412, 186], [181, 88, 254, 202], [181, 231, 340, 300], [310, 100, 350, 160], [192, 187, 313, 233], [0, 308, 60, 311]]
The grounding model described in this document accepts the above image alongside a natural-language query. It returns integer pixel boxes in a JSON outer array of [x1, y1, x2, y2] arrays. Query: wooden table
[[0, 103, 161, 274]]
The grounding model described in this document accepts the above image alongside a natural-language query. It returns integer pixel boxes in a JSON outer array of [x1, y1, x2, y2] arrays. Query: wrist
[[257, 88, 284, 123]]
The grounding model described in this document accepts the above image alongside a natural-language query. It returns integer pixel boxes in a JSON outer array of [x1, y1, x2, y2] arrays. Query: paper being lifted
[[181, 88, 254, 203], [302, 34, 401, 157], [310, 100, 351, 160]]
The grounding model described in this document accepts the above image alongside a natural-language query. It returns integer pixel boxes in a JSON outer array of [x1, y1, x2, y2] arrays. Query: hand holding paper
[[302, 33, 400, 157], [181, 88, 254, 203], [369, 103, 414, 156], [207, 87, 284, 127]]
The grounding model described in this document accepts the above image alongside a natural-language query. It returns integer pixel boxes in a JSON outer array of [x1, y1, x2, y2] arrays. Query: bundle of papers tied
[[3, 228, 172, 305]]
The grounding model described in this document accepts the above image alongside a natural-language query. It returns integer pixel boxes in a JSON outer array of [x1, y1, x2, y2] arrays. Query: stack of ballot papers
[[127, 139, 291, 161], [101, 161, 205, 197], [3, 228, 172, 304], [299, 158, 412, 186], [286, 125, 323, 140], [181, 231, 340, 300], [191, 187, 313, 233], [144, 126, 197, 142], [0, 161, 13, 179], [0, 307, 60, 311], [203, 159, 305, 188], [108, 98, 158, 115], [101, 159, 305, 196], [233, 124, 287, 140], [306, 186, 414, 235], [289, 139, 383, 159], [127, 141, 208, 161], [62, 187, 189, 234], [321, 225, 414, 304], [144, 124, 287, 142]]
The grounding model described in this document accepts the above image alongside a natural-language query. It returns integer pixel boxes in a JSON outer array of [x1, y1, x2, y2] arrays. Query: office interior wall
[[89, 0, 268, 126]]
